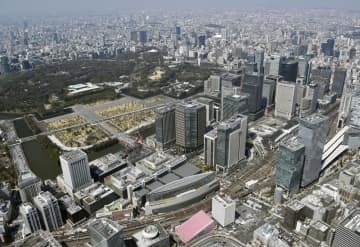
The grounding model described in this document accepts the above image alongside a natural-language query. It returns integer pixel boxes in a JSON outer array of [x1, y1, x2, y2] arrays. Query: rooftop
[[89, 219, 123, 239], [60, 149, 87, 162], [175, 210, 215, 243]]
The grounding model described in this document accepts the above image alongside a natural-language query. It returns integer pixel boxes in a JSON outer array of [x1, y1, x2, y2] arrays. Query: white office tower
[[212, 195, 236, 227], [60, 150, 93, 193], [275, 81, 297, 120], [19, 203, 41, 234], [204, 129, 218, 167], [33, 191, 63, 232], [18, 170, 42, 202], [266, 54, 281, 76], [204, 75, 221, 97]]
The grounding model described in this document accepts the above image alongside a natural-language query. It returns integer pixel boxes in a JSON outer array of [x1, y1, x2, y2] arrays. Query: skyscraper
[[198, 35, 206, 48], [349, 47, 357, 60], [19, 203, 42, 234], [130, 31, 138, 42], [255, 48, 265, 73], [139, 31, 147, 44], [279, 57, 298, 82], [155, 106, 176, 149], [321, 38, 335, 57], [88, 219, 125, 247], [298, 114, 329, 187], [222, 93, 248, 120], [275, 138, 305, 193], [266, 54, 281, 76], [275, 81, 297, 120], [241, 72, 264, 114], [60, 150, 93, 193], [33, 192, 63, 232], [204, 129, 217, 168], [215, 114, 248, 171], [311, 66, 332, 98], [204, 75, 221, 97], [262, 79, 276, 107], [18, 171, 42, 203], [332, 68, 347, 97], [175, 102, 206, 152]]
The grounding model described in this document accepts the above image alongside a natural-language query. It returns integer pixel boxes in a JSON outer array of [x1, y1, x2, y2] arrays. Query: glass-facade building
[[275, 138, 305, 193], [298, 113, 329, 187], [155, 106, 176, 149], [215, 114, 247, 170]]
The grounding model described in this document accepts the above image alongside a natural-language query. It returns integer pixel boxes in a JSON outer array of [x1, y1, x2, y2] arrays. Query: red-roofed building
[[175, 210, 215, 244]]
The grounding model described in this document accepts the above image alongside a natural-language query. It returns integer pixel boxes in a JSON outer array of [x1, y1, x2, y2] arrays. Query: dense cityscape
[[1, 1, 360, 247]]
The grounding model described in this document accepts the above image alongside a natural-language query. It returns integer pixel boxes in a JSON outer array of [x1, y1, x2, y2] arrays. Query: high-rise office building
[[275, 81, 297, 120], [349, 47, 357, 60], [279, 57, 298, 82], [262, 79, 276, 107], [298, 114, 329, 187], [155, 106, 176, 149], [204, 129, 217, 168], [311, 66, 332, 98], [0, 56, 10, 74], [196, 97, 215, 126], [198, 35, 206, 48], [18, 171, 42, 203], [215, 114, 248, 170], [265, 54, 281, 76], [212, 195, 236, 227], [222, 93, 248, 120], [130, 31, 138, 42], [332, 209, 360, 247], [19, 203, 42, 234], [60, 150, 93, 192], [275, 138, 305, 193], [241, 73, 264, 114], [139, 31, 147, 44], [332, 68, 347, 97], [88, 219, 125, 247], [33, 191, 63, 232], [175, 26, 181, 36], [321, 38, 335, 57], [204, 75, 221, 97], [175, 102, 206, 152], [255, 48, 265, 73]]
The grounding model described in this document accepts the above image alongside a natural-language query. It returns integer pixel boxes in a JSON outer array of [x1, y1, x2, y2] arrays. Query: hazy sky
[[1, 0, 360, 15]]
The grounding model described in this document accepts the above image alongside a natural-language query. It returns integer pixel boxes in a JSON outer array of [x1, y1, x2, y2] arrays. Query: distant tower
[[60, 150, 93, 192], [33, 191, 63, 232], [175, 102, 206, 153], [298, 114, 329, 187], [275, 81, 297, 120]]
